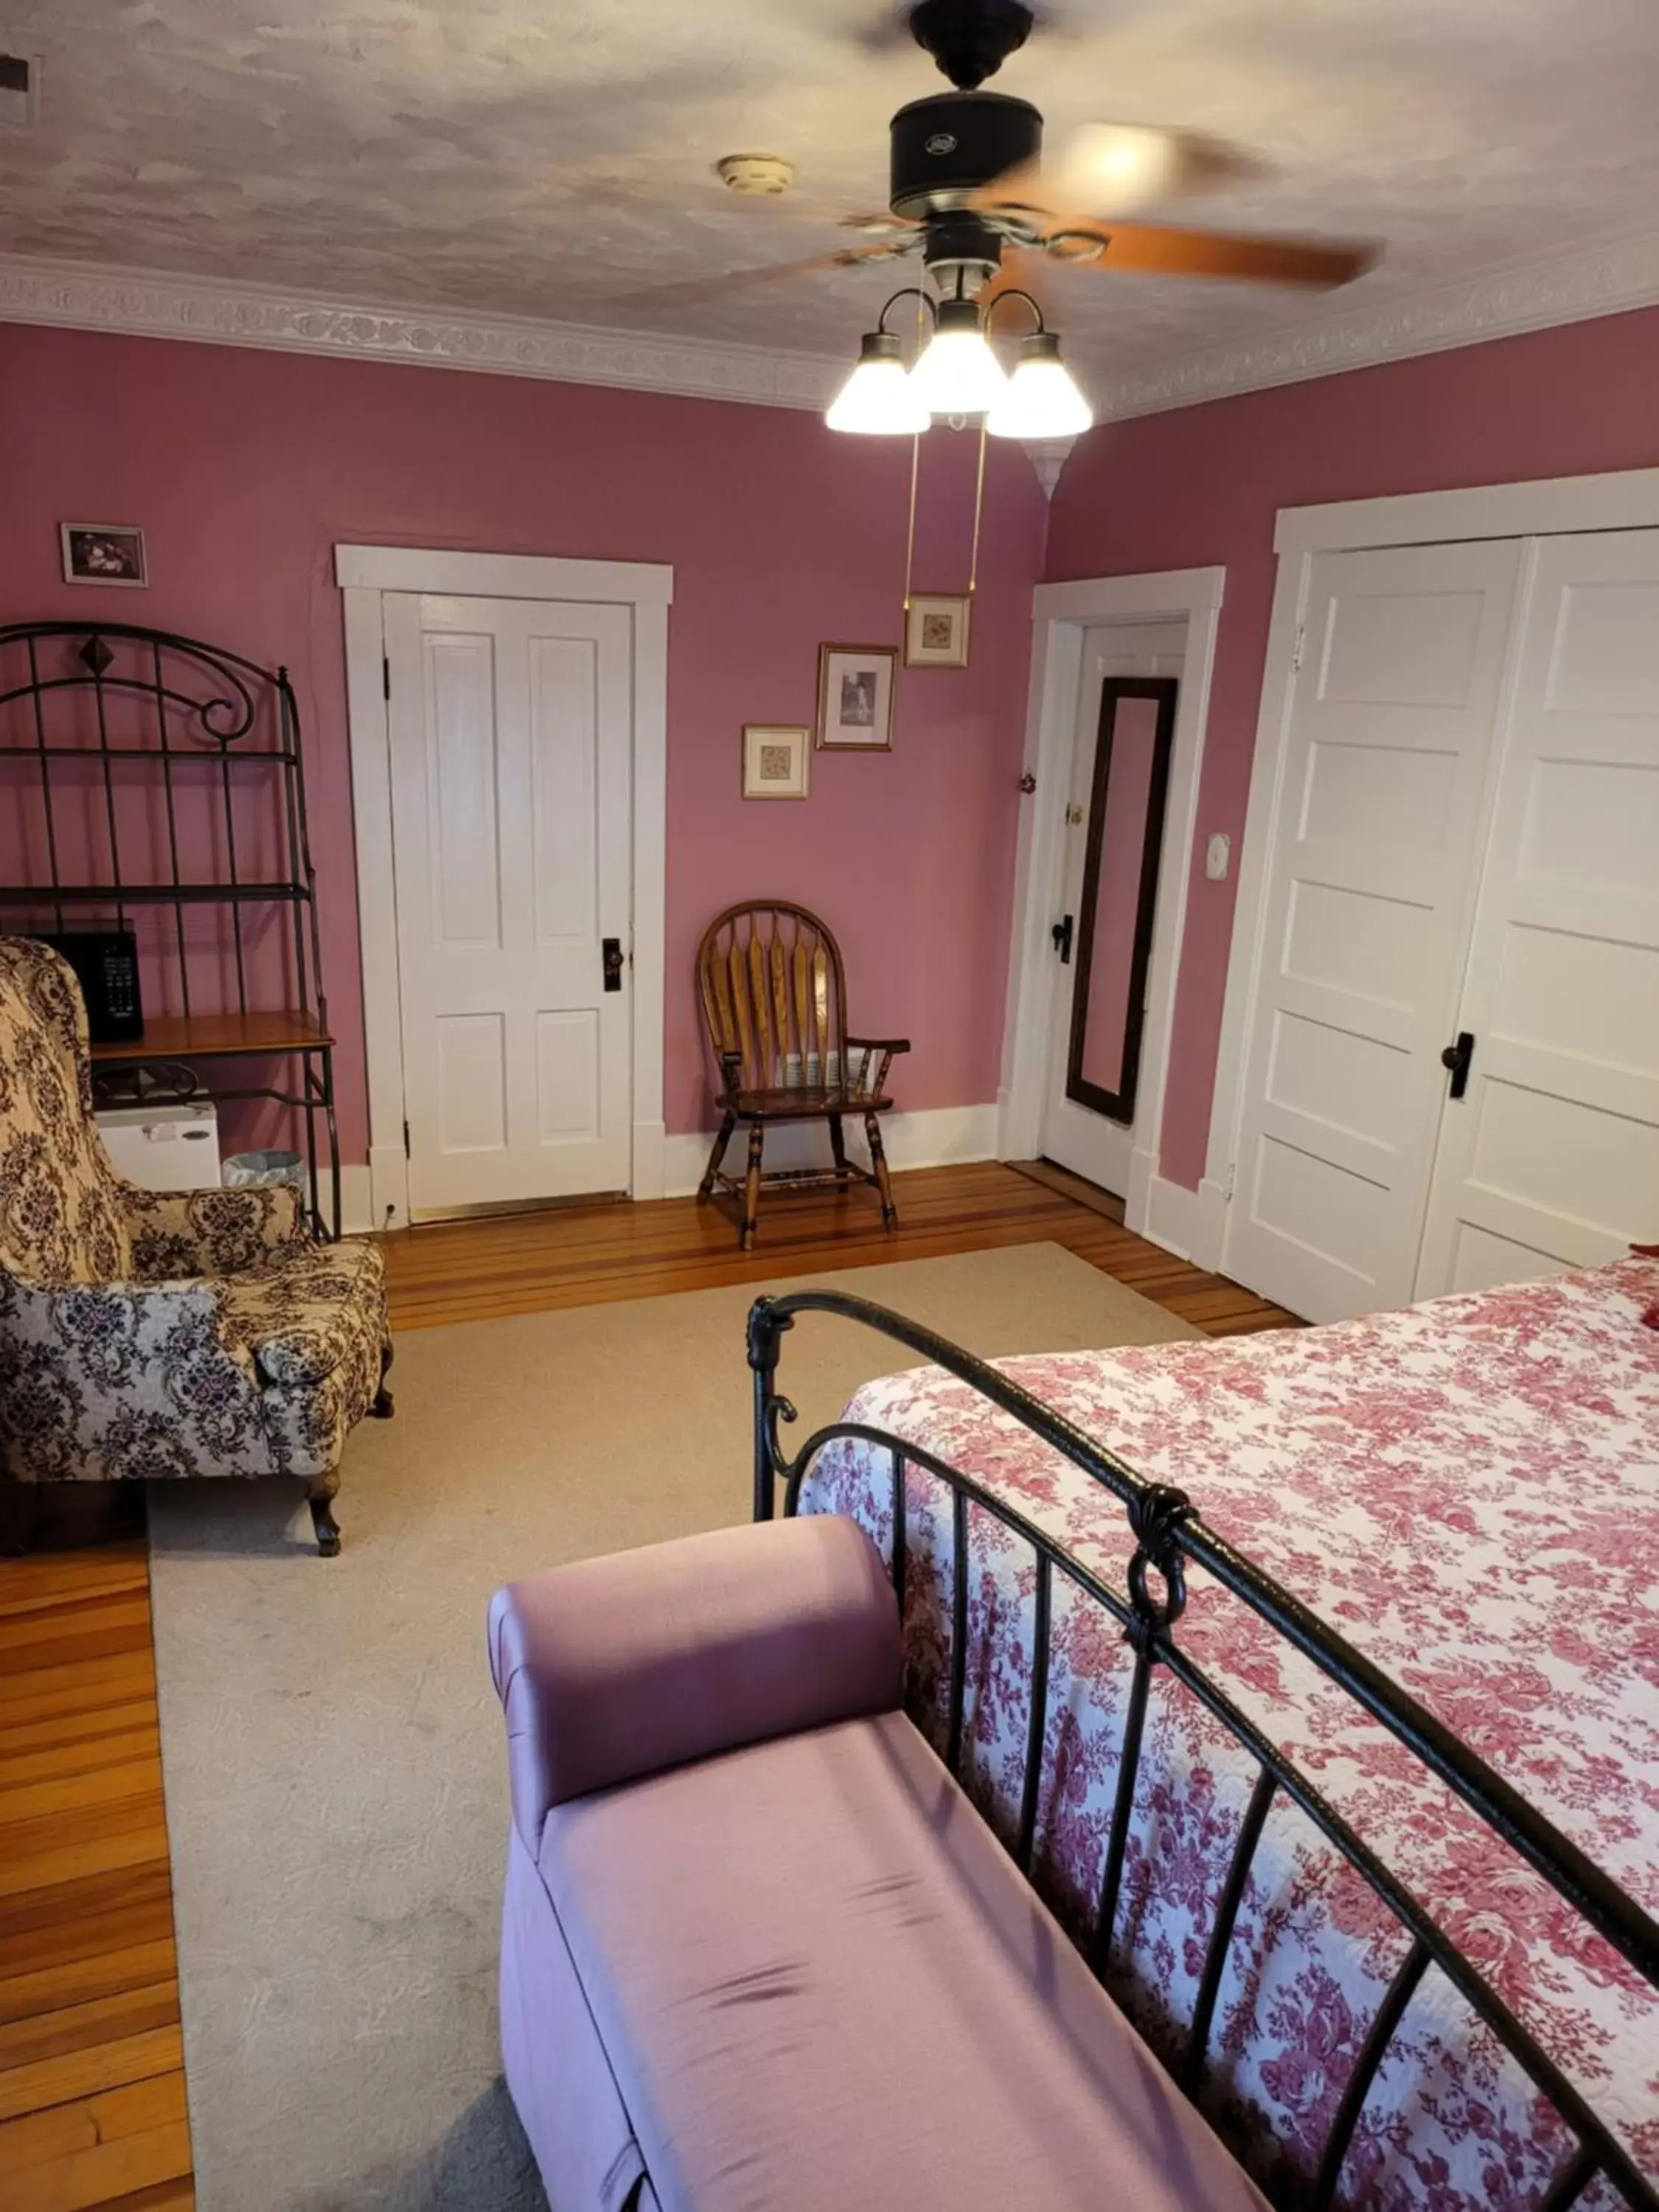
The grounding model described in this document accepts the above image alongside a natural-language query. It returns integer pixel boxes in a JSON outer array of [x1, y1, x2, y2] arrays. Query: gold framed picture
[[741, 723, 811, 800], [904, 592, 971, 669], [816, 644, 896, 751], [60, 523, 147, 588]]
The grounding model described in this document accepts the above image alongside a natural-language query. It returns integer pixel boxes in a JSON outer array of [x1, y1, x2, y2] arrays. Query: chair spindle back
[[697, 902, 851, 1094]]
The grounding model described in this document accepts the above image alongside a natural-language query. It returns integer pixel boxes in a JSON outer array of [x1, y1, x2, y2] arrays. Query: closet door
[[1222, 541, 1523, 1323], [1416, 530, 1659, 1295]]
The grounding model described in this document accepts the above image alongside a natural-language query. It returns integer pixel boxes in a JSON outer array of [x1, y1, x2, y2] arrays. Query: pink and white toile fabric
[[797, 1253, 1659, 2209]]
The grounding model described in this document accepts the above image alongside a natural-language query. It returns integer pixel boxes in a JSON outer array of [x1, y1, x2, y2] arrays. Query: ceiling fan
[[701, 0, 1377, 305], [688, 0, 1379, 438]]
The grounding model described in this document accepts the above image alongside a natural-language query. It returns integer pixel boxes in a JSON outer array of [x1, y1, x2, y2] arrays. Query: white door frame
[[998, 566, 1224, 1243], [1205, 464, 1659, 1271], [337, 543, 673, 1228]]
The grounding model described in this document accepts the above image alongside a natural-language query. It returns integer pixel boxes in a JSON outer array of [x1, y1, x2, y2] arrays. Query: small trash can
[[223, 1148, 305, 1189]]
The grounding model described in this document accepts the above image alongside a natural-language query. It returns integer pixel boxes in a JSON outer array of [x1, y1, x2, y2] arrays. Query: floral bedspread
[[797, 1254, 1659, 2209]]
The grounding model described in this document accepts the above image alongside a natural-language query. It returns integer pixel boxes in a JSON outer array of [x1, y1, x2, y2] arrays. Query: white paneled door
[[385, 592, 633, 1216], [1415, 530, 1659, 1294], [1222, 542, 1524, 1321]]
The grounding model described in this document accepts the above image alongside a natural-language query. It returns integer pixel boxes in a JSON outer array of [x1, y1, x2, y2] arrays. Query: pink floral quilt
[[797, 1253, 1659, 2208]]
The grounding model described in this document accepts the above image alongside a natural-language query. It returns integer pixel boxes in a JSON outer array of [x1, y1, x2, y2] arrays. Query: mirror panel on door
[[1066, 681, 1177, 1125]]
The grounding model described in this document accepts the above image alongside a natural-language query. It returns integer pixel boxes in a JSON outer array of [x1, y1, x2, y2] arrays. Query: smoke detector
[[716, 153, 795, 198], [0, 50, 38, 127]]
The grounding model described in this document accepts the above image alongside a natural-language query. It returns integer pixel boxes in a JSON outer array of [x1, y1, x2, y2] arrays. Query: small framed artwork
[[817, 644, 896, 751], [905, 591, 971, 669], [741, 723, 811, 801], [60, 524, 147, 588]]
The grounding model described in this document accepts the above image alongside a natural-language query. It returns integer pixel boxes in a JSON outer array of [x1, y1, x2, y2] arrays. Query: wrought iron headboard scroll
[[748, 1287, 1659, 2212]]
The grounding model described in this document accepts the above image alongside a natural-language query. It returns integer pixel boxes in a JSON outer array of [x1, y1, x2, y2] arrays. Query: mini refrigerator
[[95, 1100, 223, 1192]]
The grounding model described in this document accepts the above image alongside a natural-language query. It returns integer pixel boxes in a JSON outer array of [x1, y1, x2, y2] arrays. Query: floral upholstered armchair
[[0, 938, 392, 1555]]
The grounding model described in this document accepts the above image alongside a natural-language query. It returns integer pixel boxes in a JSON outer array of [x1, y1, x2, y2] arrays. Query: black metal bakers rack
[[0, 621, 341, 1238]]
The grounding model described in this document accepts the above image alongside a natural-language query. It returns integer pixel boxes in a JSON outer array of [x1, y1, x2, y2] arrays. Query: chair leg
[[0, 1479, 40, 1557], [698, 1113, 737, 1202], [865, 1112, 898, 1229], [371, 1342, 395, 1419], [829, 1113, 851, 1185], [307, 1486, 341, 1558], [741, 1124, 765, 1251]]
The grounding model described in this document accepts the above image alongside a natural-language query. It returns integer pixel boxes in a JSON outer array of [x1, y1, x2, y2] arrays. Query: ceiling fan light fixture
[[986, 330, 1093, 439], [908, 296, 1008, 417], [826, 329, 931, 434]]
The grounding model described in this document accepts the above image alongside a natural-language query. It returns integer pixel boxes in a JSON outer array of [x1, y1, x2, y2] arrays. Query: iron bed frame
[[748, 1287, 1659, 2212], [0, 622, 340, 1237]]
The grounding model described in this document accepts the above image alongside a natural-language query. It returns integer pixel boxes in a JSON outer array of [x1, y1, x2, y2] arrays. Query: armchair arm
[[0, 1276, 260, 1485], [122, 1181, 307, 1281], [487, 1516, 900, 1848], [845, 1034, 911, 1098]]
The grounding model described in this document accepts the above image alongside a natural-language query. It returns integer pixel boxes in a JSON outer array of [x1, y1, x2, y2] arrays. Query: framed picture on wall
[[741, 723, 811, 800], [904, 591, 971, 669], [816, 644, 896, 751], [60, 524, 147, 588]]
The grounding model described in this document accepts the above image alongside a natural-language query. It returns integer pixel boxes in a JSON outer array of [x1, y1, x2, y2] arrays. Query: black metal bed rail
[[747, 1287, 1659, 2212]]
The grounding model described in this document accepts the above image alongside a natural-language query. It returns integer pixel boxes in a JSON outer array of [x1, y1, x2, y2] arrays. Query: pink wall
[[0, 324, 1048, 1161], [1046, 304, 1659, 1190]]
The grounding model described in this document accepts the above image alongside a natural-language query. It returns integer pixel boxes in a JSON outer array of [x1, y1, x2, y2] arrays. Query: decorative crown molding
[[0, 253, 846, 412], [1094, 228, 1659, 422], [6, 226, 1659, 438]]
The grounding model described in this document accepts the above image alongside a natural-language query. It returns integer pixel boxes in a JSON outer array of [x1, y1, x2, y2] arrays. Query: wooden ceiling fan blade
[[1040, 219, 1377, 289]]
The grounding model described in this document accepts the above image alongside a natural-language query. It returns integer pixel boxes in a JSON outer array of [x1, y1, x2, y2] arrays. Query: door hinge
[[402, 1117, 410, 1155], [1291, 622, 1306, 673], [383, 655, 391, 702]]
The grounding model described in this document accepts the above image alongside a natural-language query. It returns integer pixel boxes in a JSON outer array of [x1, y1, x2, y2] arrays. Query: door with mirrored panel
[[1042, 625, 1183, 1197]]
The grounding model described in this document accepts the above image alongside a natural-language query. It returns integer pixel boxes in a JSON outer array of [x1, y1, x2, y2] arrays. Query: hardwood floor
[[378, 1158, 1299, 1336], [0, 1161, 1293, 2209]]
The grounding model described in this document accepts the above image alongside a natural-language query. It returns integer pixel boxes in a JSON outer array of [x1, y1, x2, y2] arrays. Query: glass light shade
[[825, 331, 930, 434], [908, 299, 1008, 417], [986, 332, 1093, 439]]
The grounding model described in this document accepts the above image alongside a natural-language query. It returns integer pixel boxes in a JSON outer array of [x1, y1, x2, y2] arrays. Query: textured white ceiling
[[4, 0, 1659, 383]]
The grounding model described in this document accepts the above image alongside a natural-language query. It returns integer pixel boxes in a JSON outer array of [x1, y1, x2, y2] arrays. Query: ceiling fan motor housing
[[889, 91, 1042, 220]]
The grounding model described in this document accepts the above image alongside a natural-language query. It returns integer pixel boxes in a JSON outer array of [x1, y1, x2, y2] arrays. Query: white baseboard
[[1139, 1169, 1228, 1270], [995, 1082, 1040, 1164], [366, 1144, 408, 1232], [317, 1164, 375, 1237], [630, 1119, 667, 1204], [662, 1102, 1000, 1200], [1196, 1178, 1231, 1273]]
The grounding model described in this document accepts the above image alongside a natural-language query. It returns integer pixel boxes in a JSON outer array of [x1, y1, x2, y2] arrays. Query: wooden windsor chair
[[695, 901, 911, 1250]]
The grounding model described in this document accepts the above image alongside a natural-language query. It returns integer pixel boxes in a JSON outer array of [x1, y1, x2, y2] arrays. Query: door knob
[[602, 937, 625, 993], [1440, 1030, 1475, 1099]]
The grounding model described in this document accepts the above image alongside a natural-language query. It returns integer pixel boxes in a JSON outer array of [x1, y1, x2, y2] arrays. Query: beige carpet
[[147, 1242, 1196, 2212]]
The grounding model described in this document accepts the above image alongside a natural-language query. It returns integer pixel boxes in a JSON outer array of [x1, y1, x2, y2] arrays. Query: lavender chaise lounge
[[488, 1514, 1269, 2212]]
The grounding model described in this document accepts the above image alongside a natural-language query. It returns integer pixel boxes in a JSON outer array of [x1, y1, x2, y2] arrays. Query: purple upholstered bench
[[487, 1515, 1269, 2212]]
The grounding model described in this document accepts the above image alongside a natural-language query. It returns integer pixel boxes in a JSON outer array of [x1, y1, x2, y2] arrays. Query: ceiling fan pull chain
[[967, 414, 988, 601], [900, 288, 928, 618]]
